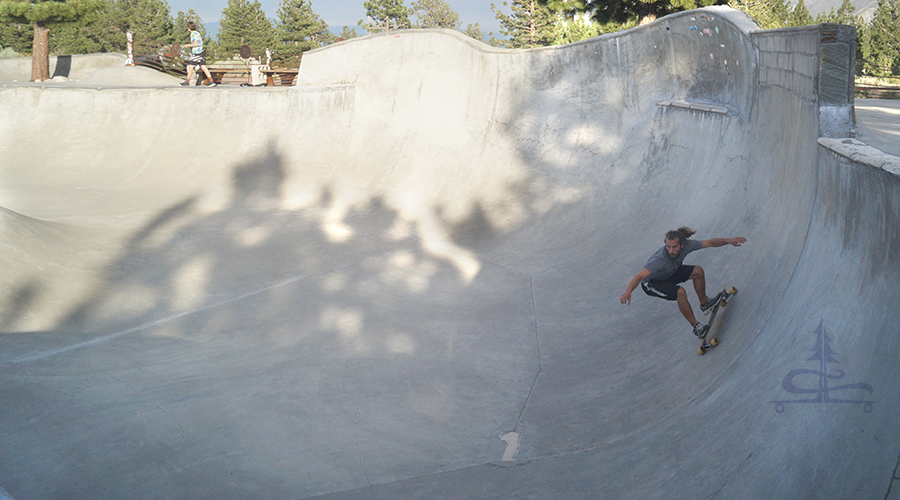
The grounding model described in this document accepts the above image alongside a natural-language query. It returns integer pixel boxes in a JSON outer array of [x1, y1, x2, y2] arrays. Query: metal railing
[[126, 31, 186, 78]]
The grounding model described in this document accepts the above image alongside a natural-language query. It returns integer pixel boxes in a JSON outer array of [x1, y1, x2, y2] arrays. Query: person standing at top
[[181, 21, 216, 87], [620, 227, 746, 338]]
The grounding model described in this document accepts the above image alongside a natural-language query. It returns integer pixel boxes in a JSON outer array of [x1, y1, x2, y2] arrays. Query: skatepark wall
[[0, 53, 126, 82], [1, 6, 899, 499]]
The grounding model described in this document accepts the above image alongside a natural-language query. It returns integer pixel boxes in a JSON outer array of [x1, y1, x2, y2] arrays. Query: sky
[[170, 0, 504, 38]]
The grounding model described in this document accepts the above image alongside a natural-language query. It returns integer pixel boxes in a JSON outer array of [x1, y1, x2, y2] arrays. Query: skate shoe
[[700, 292, 723, 315], [693, 322, 710, 339]]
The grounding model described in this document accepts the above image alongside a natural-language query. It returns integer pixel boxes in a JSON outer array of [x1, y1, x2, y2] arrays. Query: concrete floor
[[1, 7, 899, 500]]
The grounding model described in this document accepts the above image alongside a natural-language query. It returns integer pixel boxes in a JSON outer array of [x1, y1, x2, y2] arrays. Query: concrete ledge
[[818, 137, 900, 176]]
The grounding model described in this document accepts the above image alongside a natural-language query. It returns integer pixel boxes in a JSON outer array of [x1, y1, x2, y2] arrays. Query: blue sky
[[171, 0, 504, 38]]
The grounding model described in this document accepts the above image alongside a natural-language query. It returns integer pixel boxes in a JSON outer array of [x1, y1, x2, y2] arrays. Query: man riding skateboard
[[620, 227, 746, 338]]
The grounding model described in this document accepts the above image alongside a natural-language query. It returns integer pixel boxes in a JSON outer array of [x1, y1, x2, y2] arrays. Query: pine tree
[[337, 25, 357, 39], [867, 0, 900, 76], [111, 0, 174, 44], [464, 22, 484, 41], [0, 0, 103, 80], [276, 0, 329, 57], [410, 0, 460, 29], [219, 0, 277, 56], [548, 11, 600, 45], [492, 0, 555, 48], [359, 0, 410, 33], [786, 0, 813, 26], [728, 0, 789, 29]]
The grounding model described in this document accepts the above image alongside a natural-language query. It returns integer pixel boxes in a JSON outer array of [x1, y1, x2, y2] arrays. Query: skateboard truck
[[698, 286, 738, 355]]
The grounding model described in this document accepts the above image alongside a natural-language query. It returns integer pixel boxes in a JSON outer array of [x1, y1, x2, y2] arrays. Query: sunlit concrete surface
[[856, 98, 900, 157], [1, 7, 899, 499]]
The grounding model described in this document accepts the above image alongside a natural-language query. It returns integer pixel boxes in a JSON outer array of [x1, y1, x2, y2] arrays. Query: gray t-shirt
[[642, 239, 703, 282]]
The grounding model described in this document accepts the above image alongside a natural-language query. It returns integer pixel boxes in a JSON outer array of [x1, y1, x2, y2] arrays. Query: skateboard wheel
[[698, 347, 706, 355], [729, 286, 738, 294], [720, 299, 727, 307], [710, 338, 719, 346]]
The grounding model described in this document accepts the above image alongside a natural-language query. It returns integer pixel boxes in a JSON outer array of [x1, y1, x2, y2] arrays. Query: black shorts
[[187, 51, 207, 66], [641, 265, 695, 301]]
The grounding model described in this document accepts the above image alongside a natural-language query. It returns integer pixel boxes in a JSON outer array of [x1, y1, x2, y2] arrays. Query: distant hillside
[[794, 0, 878, 21]]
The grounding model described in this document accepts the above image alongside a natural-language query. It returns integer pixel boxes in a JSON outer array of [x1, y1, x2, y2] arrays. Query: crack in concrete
[[884, 446, 900, 500]]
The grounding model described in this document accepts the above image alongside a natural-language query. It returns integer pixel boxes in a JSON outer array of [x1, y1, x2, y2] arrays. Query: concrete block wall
[[752, 24, 856, 138]]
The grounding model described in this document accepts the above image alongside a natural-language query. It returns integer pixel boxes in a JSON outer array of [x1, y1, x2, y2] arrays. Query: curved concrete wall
[[0, 7, 897, 499], [0, 53, 126, 82]]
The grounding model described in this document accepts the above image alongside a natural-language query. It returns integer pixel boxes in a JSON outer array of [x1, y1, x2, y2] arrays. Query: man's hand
[[730, 237, 747, 247], [621, 268, 650, 305]]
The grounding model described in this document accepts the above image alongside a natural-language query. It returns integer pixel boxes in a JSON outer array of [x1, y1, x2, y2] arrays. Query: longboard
[[698, 286, 738, 355]]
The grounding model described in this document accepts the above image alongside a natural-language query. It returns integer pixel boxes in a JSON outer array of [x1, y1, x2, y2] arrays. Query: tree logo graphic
[[770, 321, 875, 413]]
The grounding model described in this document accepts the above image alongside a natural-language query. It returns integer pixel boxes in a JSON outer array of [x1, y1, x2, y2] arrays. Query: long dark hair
[[665, 226, 696, 245]]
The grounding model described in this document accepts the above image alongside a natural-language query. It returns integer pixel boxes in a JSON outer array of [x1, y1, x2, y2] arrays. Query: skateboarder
[[181, 22, 216, 87], [620, 227, 746, 338]]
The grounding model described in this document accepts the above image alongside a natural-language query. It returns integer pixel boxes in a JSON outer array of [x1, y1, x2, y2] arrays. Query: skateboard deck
[[698, 286, 738, 355]]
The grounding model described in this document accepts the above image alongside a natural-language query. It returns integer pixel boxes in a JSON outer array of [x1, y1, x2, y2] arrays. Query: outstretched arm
[[702, 237, 746, 248], [621, 268, 651, 305]]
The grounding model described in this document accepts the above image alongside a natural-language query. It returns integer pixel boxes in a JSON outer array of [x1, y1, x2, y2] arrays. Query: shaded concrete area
[[0, 7, 899, 499]]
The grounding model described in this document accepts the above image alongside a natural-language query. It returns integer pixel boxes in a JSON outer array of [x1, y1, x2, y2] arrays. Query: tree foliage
[[219, 0, 276, 55], [785, 0, 813, 26], [276, 0, 331, 57], [410, 0, 459, 29], [0, 20, 33, 52], [337, 25, 358, 39], [464, 22, 484, 40], [583, 0, 723, 26], [359, 0, 410, 33], [728, 0, 789, 28], [0, 0, 102, 79], [865, 0, 900, 75], [492, 0, 555, 48]]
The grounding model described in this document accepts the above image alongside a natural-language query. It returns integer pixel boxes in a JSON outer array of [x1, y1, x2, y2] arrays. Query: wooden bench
[[261, 69, 299, 86], [207, 66, 251, 85]]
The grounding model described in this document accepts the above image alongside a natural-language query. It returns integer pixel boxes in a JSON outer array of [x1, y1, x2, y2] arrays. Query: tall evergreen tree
[[0, 0, 103, 80], [464, 22, 484, 41], [549, 11, 600, 45], [786, 0, 813, 26], [276, 0, 330, 57], [219, 0, 277, 56], [111, 0, 174, 44], [410, 0, 460, 29], [824, 0, 860, 23], [492, 0, 555, 48], [867, 0, 900, 75], [728, 0, 789, 28], [359, 0, 409, 33], [337, 25, 357, 39]]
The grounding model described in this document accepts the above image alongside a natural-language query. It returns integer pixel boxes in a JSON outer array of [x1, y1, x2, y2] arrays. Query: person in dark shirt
[[620, 227, 746, 338]]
